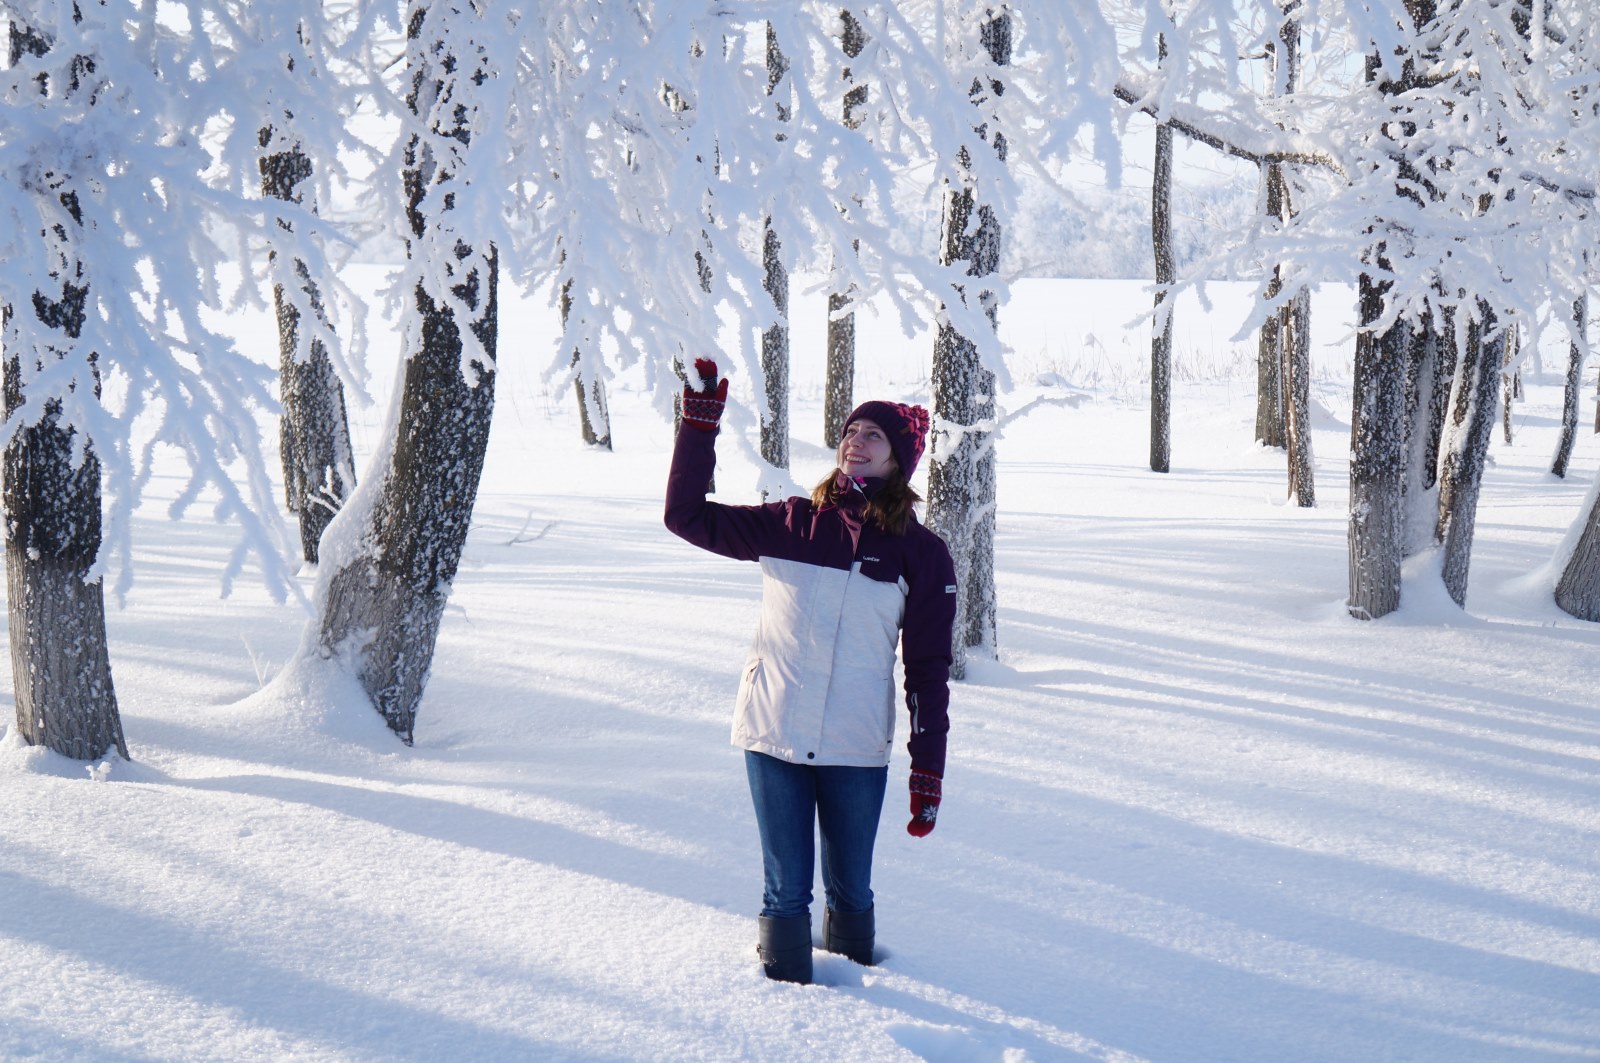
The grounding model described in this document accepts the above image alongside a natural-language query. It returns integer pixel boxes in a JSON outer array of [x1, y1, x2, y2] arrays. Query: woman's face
[[838, 418, 896, 480]]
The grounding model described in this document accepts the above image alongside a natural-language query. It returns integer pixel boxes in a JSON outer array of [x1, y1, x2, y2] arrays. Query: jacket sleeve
[[663, 424, 787, 562], [902, 528, 957, 776]]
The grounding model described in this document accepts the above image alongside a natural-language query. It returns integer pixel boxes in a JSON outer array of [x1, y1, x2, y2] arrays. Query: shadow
[[870, 762, 1600, 1063], [177, 770, 749, 915], [0, 866, 636, 1063]]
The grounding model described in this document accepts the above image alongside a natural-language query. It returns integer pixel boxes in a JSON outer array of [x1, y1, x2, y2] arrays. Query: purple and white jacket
[[665, 426, 957, 775]]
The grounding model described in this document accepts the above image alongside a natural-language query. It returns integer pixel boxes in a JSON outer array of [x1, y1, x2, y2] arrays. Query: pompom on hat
[[843, 400, 931, 479]]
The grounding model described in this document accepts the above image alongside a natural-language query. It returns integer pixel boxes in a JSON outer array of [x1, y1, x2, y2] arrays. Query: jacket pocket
[[734, 657, 784, 746], [822, 672, 895, 759]]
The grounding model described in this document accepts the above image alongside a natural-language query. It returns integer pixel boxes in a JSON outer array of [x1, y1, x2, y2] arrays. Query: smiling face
[[837, 418, 897, 480]]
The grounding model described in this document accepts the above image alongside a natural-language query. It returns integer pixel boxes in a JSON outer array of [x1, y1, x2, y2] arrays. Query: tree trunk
[[930, 319, 996, 679], [1283, 285, 1315, 506], [1348, 2, 1440, 620], [1399, 316, 1447, 554], [571, 360, 612, 449], [1552, 293, 1587, 477], [3, 21, 126, 762], [1255, 264, 1285, 454], [929, 178, 1001, 670], [824, 284, 855, 450], [260, 132, 357, 564], [823, 9, 868, 449], [4, 368, 125, 762], [1348, 273, 1411, 620], [1260, 3, 1308, 459], [1151, 109, 1174, 474], [662, 72, 717, 489], [1554, 487, 1600, 620], [1555, 294, 1600, 619], [927, 7, 1008, 677], [759, 23, 790, 472], [760, 219, 789, 471], [316, 2, 497, 743], [1500, 319, 1520, 445], [1417, 310, 1452, 495], [1435, 307, 1504, 607], [560, 278, 611, 450], [661, 77, 712, 475], [1256, 281, 1285, 447]]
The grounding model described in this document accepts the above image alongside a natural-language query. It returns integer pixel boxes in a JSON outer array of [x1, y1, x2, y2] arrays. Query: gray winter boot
[[756, 914, 813, 984], [823, 905, 875, 966]]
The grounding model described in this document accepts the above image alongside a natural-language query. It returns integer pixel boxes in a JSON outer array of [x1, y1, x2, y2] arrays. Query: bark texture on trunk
[[1556, 500, 1600, 620], [927, 8, 1008, 677], [3, 20, 126, 761], [760, 23, 791, 472], [1256, 273, 1285, 449], [319, 265, 497, 743], [1348, 2, 1442, 620], [1500, 320, 1519, 446], [823, 10, 868, 449], [1283, 286, 1315, 507], [1552, 294, 1586, 478], [561, 279, 612, 450], [1435, 308, 1504, 607], [1398, 317, 1445, 555], [1255, 4, 1304, 452], [760, 219, 790, 471], [1348, 274, 1410, 620], [260, 114, 357, 564], [316, 3, 498, 743], [824, 284, 856, 449], [1150, 106, 1174, 475]]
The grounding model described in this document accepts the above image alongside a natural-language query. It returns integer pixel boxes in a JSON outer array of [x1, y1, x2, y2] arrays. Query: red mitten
[[907, 770, 942, 837], [681, 357, 728, 432]]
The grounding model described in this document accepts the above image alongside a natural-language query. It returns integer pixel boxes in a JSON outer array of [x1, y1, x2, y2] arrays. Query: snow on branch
[[0, 0, 397, 600]]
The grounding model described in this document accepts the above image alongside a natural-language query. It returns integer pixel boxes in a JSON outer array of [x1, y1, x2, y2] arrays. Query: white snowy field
[[2, 273, 1600, 1063]]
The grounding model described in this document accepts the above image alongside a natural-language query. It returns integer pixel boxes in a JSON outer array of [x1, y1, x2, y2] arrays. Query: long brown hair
[[811, 468, 922, 536]]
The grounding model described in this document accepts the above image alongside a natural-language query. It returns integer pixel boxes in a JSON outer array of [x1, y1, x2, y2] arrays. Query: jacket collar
[[846, 474, 888, 500]]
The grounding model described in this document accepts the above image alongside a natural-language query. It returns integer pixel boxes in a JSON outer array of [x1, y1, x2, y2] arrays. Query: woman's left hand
[[907, 770, 942, 837]]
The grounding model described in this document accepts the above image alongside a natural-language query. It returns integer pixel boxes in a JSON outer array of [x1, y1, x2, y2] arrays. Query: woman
[[664, 358, 956, 985]]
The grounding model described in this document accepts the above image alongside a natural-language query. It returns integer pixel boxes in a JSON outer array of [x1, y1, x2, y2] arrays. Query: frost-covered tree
[[562, 274, 612, 450], [0, 0, 372, 759], [1552, 290, 1587, 477], [1420, 3, 1590, 609], [1434, 308, 1505, 605], [1549, 12, 1598, 479], [1109, 0, 1316, 480], [823, 8, 868, 449], [1254, 0, 1311, 486], [314, 0, 499, 743], [1269, 1, 1316, 510], [259, 25, 358, 564], [759, 22, 790, 473], [3, 18, 123, 762], [928, 6, 1010, 676], [1135, 0, 1595, 616], [263, 1, 1125, 719], [1149, 28, 1174, 475], [1262, 1, 1317, 505]]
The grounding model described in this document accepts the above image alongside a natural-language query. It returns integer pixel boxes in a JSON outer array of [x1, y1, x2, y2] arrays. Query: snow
[[3, 274, 1600, 1062]]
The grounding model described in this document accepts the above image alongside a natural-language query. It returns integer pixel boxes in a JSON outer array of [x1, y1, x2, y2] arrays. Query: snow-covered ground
[[2, 275, 1598, 1062]]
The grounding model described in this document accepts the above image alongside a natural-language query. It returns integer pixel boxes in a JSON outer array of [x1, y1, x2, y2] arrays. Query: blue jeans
[[744, 751, 888, 920]]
